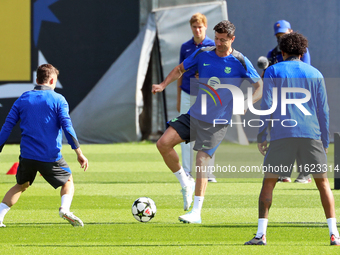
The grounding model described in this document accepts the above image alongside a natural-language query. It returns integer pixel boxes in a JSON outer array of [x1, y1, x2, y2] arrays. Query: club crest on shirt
[[224, 67, 231, 74]]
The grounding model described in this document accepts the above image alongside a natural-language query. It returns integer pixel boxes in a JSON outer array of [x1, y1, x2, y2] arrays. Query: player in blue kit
[[0, 64, 88, 227], [267, 20, 311, 183], [267, 20, 311, 66], [177, 13, 215, 182], [245, 32, 340, 245], [152, 20, 262, 223]]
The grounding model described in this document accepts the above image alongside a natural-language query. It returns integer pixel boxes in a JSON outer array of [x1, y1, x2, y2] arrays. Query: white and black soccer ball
[[131, 197, 156, 223]]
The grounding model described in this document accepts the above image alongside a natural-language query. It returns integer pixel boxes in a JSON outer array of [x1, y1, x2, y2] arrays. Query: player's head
[[214, 20, 235, 37], [279, 32, 308, 58], [190, 13, 207, 39], [274, 20, 293, 43], [213, 20, 236, 53], [36, 64, 59, 88]]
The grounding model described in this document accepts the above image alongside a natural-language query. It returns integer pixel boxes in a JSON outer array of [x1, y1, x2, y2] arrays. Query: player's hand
[[77, 154, 89, 171], [258, 141, 268, 156], [152, 84, 164, 94], [324, 147, 328, 154]]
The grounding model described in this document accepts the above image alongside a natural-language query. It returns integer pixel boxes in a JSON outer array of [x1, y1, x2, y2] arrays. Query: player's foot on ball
[[0, 221, 6, 227], [178, 210, 201, 224], [244, 234, 266, 245], [330, 234, 340, 246], [181, 181, 195, 211], [277, 176, 291, 183], [59, 208, 84, 227]]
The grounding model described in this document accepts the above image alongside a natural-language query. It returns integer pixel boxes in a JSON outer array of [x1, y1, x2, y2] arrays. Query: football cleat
[[59, 209, 84, 227], [277, 176, 291, 183], [178, 210, 201, 224], [330, 234, 340, 246], [208, 173, 217, 182], [0, 221, 6, 228], [244, 234, 267, 245], [294, 177, 312, 183], [181, 181, 195, 211]]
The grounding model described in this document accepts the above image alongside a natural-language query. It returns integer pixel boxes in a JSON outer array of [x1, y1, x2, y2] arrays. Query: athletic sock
[[255, 218, 268, 238], [60, 194, 73, 212], [192, 196, 204, 215], [327, 218, 340, 237], [0, 203, 10, 222], [174, 167, 191, 188]]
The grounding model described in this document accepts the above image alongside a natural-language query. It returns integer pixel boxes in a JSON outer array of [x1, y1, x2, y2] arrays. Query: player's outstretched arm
[[152, 63, 186, 94], [74, 148, 88, 171]]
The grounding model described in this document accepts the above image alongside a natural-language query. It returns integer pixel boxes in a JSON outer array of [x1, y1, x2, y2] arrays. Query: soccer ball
[[131, 197, 156, 223]]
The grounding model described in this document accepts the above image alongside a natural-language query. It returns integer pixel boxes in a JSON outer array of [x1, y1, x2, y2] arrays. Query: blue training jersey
[[258, 57, 329, 148], [267, 46, 311, 65], [183, 47, 260, 123], [0, 85, 80, 162], [179, 36, 215, 95]]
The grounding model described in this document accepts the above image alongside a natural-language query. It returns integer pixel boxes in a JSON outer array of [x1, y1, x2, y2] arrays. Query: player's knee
[[68, 174, 73, 182], [20, 181, 30, 192], [314, 176, 329, 189], [156, 138, 168, 153]]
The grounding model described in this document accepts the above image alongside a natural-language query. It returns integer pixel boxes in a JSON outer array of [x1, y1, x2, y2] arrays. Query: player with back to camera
[[153, 20, 262, 224], [245, 32, 340, 246], [0, 64, 88, 227], [177, 13, 216, 183], [259, 20, 312, 183]]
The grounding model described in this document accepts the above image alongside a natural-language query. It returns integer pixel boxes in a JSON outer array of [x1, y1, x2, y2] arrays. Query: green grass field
[[0, 142, 339, 254]]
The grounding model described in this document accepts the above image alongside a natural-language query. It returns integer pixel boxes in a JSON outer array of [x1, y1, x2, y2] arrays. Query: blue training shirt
[[179, 36, 215, 95], [267, 46, 311, 65], [258, 57, 329, 148], [183, 47, 260, 123], [0, 85, 80, 162]]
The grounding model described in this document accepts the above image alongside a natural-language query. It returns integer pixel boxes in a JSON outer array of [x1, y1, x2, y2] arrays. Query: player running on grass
[[0, 64, 88, 227], [152, 20, 262, 223], [245, 32, 340, 246]]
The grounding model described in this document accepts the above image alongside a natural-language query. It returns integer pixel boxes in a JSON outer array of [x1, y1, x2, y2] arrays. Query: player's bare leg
[[313, 173, 340, 244], [0, 181, 30, 227], [156, 126, 185, 173], [313, 173, 335, 218], [195, 150, 211, 197], [2, 181, 30, 207], [259, 173, 278, 218], [245, 173, 278, 244], [61, 175, 74, 198]]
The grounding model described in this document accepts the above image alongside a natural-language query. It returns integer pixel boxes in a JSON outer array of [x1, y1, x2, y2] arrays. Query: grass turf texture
[[0, 142, 339, 254]]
